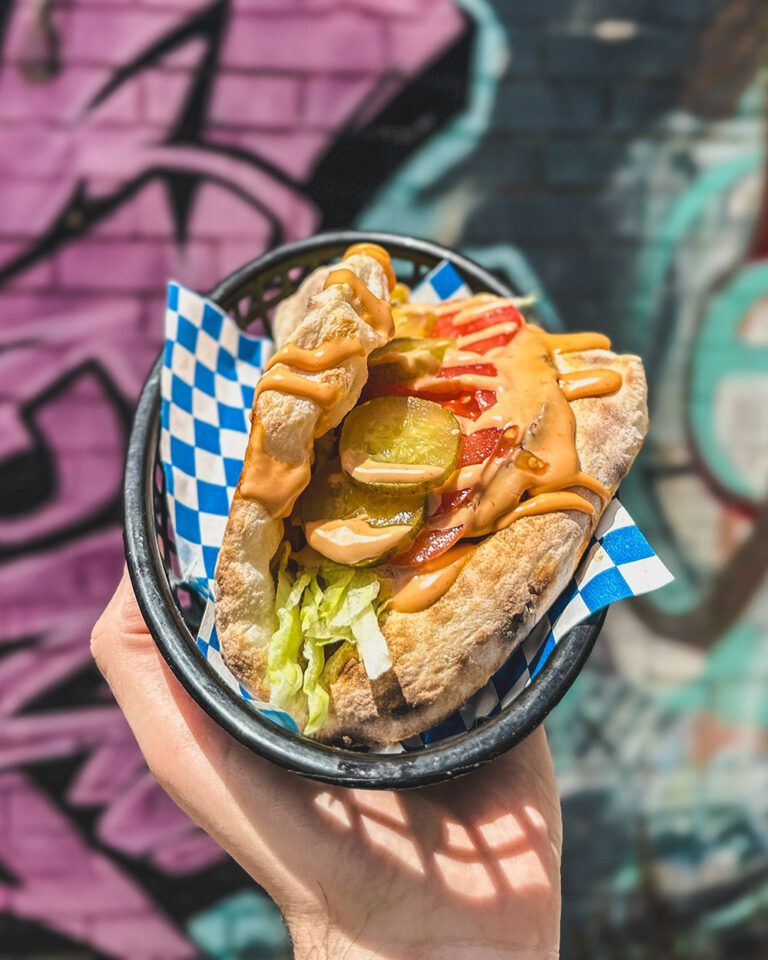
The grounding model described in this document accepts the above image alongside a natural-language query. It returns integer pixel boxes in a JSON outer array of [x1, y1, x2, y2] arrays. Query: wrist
[[287, 912, 557, 960]]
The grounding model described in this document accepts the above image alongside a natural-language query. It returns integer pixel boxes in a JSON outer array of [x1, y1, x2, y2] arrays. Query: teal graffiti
[[357, 0, 558, 324], [691, 262, 768, 501], [357, 0, 508, 240], [662, 621, 768, 728], [630, 152, 763, 359], [186, 890, 290, 960]]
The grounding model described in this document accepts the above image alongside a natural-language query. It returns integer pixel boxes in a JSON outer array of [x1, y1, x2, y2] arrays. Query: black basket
[[124, 230, 605, 789]]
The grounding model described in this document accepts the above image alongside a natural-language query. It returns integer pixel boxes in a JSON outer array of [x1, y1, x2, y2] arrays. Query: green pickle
[[391, 306, 437, 338], [299, 460, 426, 565], [367, 336, 453, 385], [340, 396, 461, 494]]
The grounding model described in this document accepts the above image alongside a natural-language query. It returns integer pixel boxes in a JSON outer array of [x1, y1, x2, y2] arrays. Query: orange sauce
[[343, 242, 396, 292], [324, 268, 394, 339], [236, 248, 625, 613], [558, 369, 622, 401], [238, 420, 311, 518], [238, 251, 395, 516], [254, 368, 341, 410], [383, 304, 626, 608], [265, 337, 365, 373], [306, 518, 412, 566], [389, 543, 476, 613]]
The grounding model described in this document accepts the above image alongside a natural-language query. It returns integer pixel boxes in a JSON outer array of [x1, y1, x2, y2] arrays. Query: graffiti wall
[[1, 0, 767, 957]]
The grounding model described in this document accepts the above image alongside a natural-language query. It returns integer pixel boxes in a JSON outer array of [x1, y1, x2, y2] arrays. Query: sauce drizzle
[[237, 248, 395, 516], [324, 268, 394, 339]]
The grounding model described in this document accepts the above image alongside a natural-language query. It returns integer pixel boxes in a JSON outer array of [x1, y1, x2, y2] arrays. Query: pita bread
[[215, 262, 648, 747], [215, 254, 390, 706]]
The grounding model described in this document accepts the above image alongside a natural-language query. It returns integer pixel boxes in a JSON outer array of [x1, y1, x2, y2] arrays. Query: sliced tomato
[[392, 524, 464, 566], [458, 428, 503, 466], [433, 488, 472, 517], [462, 331, 519, 355], [434, 303, 524, 340], [436, 363, 497, 380], [363, 380, 498, 422], [439, 389, 497, 420]]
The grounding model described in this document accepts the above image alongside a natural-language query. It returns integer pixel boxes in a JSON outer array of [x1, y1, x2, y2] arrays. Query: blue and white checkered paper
[[160, 261, 672, 748]]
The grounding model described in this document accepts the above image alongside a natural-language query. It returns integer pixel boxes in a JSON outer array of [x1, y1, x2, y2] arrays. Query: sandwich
[[214, 243, 648, 745]]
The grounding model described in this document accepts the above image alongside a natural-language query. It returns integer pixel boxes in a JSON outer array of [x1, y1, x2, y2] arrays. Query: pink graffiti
[[0, 0, 464, 954]]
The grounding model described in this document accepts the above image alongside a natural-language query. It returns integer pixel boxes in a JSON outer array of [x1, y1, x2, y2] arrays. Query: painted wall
[[1, 0, 767, 957]]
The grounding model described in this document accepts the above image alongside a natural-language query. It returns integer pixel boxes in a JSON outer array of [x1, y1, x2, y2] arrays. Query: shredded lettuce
[[268, 556, 392, 732], [267, 549, 312, 707], [302, 636, 329, 736]]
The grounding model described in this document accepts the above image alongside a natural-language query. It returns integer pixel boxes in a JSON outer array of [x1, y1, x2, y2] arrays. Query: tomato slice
[[433, 488, 472, 517], [458, 428, 504, 466], [392, 525, 464, 566], [363, 380, 498, 422], [439, 390, 496, 420], [434, 303, 524, 340], [461, 331, 519, 355], [436, 363, 497, 380]]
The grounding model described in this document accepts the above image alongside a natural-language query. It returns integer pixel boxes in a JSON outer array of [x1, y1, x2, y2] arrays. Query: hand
[[92, 571, 562, 960]]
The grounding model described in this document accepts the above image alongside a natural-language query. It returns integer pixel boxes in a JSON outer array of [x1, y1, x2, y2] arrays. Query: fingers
[[91, 571, 243, 821]]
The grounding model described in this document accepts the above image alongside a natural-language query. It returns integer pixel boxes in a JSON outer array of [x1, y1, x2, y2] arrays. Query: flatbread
[[216, 265, 648, 747], [215, 254, 390, 697], [319, 348, 647, 745]]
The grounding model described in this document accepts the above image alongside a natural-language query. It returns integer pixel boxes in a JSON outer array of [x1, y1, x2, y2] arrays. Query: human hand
[[92, 571, 562, 960]]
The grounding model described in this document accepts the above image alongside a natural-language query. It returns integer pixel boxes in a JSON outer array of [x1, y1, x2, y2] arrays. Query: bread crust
[[318, 349, 647, 745], [216, 286, 648, 745]]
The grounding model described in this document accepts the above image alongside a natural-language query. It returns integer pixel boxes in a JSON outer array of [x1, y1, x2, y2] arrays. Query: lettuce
[[267, 555, 392, 732], [302, 636, 329, 736], [267, 549, 312, 707]]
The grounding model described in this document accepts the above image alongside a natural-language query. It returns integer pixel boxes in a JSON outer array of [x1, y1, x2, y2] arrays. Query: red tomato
[[362, 380, 498, 421], [461, 331, 519, 355], [433, 303, 524, 339], [439, 390, 496, 420], [433, 488, 473, 517], [458, 428, 503, 466], [392, 525, 464, 566], [436, 363, 497, 379]]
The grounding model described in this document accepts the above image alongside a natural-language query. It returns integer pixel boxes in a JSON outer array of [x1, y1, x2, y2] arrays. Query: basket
[[123, 230, 604, 789]]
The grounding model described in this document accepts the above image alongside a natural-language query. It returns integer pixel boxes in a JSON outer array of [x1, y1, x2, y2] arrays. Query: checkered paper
[[160, 260, 672, 747]]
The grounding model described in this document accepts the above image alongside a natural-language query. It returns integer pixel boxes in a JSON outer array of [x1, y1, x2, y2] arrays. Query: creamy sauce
[[306, 518, 412, 565], [324, 268, 394, 339], [238, 252, 624, 612], [389, 543, 476, 613], [412, 321, 616, 540], [396, 293, 498, 321], [381, 303, 625, 608], [254, 368, 341, 411], [341, 452, 446, 486], [238, 247, 395, 517], [238, 420, 311, 518], [343, 242, 397, 292], [541, 330, 611, 353], [265, 337, 365, 373], [558, 368, 622, 401], [496, 491, 594, 529], [457, 321, 520, 349]]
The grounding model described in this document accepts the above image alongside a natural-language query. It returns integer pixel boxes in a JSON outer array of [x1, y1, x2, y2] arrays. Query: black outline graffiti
[[0, 0, 473, 953]]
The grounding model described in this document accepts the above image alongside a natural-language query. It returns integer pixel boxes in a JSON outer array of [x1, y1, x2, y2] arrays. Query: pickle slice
[[367, 337, 454, 385], [340, 396, 461, 494], [392, 304, 436, 338], [299, 460, 426, 566]]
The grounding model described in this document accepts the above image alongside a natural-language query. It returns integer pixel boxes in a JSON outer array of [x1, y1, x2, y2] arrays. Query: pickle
[[367, 337, 454, 385], [340, 396, 461, 494], [392, 304, 437, 338], [299, 459, 426, 565]]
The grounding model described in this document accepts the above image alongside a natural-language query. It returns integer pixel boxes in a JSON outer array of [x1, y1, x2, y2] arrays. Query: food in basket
[[214, 243, 648, 745]]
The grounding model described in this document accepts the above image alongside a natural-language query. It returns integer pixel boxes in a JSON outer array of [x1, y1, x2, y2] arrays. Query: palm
[[93, 573, 562, 959]]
